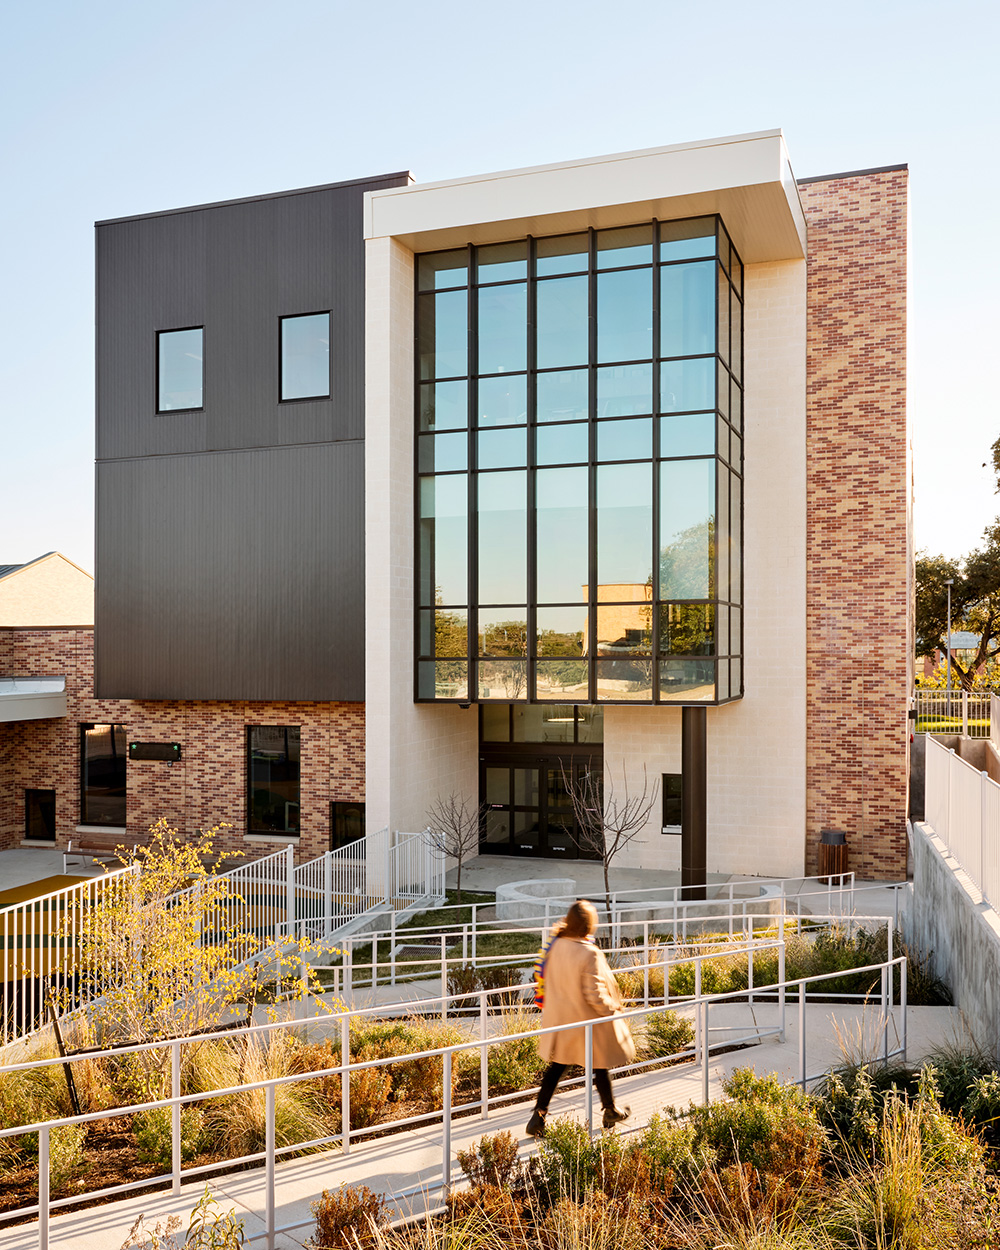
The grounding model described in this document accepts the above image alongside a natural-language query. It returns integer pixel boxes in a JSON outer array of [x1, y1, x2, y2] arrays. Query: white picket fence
[[924, 734, 1000, 912], [1, 830, 442, 1047]]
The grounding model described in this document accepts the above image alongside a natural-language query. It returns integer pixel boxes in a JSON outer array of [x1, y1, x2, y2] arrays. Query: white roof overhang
[[365, 129, 806, 264], [0, 677, 67, 722]]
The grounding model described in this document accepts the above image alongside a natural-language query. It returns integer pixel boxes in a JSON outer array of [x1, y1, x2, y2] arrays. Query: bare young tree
[[425, 793, 487, 904], [561, 760, 659, 939]]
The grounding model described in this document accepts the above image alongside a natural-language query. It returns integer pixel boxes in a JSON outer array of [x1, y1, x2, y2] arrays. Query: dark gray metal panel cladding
[[95, 444, 365, 701], [95, 172, 409, 701]]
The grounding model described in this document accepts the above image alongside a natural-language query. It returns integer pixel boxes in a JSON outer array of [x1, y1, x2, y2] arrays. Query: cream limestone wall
[[0, 554, 93, 626], [365, 236, 478, 838], [605, 259, 808, 877]]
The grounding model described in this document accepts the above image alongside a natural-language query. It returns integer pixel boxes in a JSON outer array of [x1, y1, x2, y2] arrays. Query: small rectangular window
[[330, 801, 365, 851], [247, 726, 300, 834], [80, 724, 127, 827], [280, 312, 330, 401], [662, 773, 682, 833], [25, 789, 56, 842], [157, 327, 203, 412]]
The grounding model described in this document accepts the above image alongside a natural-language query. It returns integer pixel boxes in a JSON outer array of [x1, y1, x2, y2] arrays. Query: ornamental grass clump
[[191, 1032, 333, 1156]]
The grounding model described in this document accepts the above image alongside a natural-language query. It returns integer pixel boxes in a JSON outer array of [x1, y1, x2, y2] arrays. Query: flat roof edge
[[797, 163, 908, 185], [96, 171, 414, 228], [370, 130, 786, 201]]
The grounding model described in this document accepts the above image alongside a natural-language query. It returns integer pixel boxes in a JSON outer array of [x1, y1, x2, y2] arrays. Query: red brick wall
[[800, 168, 910, 879], [0, 627, 364, 861]]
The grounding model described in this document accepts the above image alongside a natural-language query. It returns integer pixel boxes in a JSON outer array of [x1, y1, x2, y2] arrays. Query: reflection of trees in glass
[[481, 619, 528, 699], [659, 516, 715, 601], [434, 609, 467, 657], [537, 629, 584, 656], [659, 603, 715, 656]]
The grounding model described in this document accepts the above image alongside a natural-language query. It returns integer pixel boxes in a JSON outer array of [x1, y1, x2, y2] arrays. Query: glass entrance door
[[480, 754, 601, 859]]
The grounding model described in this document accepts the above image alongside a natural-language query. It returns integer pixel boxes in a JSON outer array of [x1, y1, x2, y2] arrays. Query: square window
[[280, 312, 330, 401], [157, 327, 203, 412]]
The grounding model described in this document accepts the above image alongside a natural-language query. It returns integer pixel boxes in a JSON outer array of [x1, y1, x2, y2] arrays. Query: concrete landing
[[3, 1004, 962, 1250]]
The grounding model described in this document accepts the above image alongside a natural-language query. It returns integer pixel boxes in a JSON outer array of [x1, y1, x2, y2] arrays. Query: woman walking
[[526, 899, 634, 1137]]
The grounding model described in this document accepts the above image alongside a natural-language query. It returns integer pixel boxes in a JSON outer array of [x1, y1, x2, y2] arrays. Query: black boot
[[602, 1104, 630, 1130], [526, 1107, 547, 1138]]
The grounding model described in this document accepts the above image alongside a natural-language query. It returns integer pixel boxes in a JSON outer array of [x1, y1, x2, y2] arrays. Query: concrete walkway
[[4, 1003, 963, 1250]]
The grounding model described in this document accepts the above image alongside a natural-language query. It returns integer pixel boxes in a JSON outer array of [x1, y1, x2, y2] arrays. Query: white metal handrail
[[323, 909, 896, 1002], [924, 734, 1000, 911], [0, 865, 139, 1047], [2, 945, 908, 1250], [914, 689, 992, 738]]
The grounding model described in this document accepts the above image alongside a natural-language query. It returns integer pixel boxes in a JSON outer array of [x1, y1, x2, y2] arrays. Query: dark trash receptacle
[[818, 828, 848, 882]]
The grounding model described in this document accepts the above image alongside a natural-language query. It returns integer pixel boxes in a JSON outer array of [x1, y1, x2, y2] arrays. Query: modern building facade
[[0, 131, 910, 880]]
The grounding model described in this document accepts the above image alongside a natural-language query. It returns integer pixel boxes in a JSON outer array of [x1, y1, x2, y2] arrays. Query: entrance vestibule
[[478, 704, 602, 860]]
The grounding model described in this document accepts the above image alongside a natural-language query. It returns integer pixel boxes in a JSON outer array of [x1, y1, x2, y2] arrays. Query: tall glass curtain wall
[[416, 218, 743, 705]]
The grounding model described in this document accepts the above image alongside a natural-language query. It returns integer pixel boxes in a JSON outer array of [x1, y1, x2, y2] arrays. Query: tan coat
[[538, 935, 636, 1068]]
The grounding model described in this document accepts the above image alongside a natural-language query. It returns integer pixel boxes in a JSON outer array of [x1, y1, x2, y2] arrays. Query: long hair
[[550, 898, 598, 941]]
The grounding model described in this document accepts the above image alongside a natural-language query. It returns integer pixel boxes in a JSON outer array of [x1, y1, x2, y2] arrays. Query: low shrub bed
[[346, 1064, 1000, 1249], [613, 924, 950, 1006]]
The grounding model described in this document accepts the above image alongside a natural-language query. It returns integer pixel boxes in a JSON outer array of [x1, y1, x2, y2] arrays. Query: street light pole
[[945, 578, 954, 718]]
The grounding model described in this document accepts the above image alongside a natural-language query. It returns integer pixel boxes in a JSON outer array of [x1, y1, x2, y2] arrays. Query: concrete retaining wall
[[908, 819, 1000, 1056]]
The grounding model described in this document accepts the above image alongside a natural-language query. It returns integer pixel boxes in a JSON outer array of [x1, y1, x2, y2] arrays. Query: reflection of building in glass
[[415, 217, 741, 706]]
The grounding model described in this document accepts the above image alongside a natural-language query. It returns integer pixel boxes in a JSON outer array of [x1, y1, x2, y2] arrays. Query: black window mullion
[[651, 219, 661, 702], [527, 235, 537, 703], [468, 242, 478, 700], [587, 227, 598, 706]]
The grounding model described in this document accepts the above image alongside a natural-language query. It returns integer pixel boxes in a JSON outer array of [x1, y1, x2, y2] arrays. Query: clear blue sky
[[2, 0, 996, 572]]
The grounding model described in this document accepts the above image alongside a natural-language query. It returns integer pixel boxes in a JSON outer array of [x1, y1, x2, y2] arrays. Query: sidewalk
[[4, 1003, 962, 1250]]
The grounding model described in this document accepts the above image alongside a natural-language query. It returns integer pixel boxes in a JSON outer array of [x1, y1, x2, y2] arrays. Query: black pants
[[536, 1062, 614, 1112]]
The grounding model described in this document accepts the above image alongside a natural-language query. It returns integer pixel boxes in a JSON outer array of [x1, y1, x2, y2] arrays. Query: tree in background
[[916, 538, 1000, 689], [560, 760, 659, 937], [425, 793, 488, 904]]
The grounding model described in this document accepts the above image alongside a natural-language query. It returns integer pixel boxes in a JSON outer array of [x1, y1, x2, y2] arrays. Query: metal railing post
[[265, 1083, 276, 1250], [480, 990, 489, 1120], [882, 965, 889, 1064], [442, 1050, 453, 1195], [324, 851, 333, 937], [341, 1013, 351, 1155], [798, 983, 806, 1090], [285, 845, 295, 939], [643, 922, 649, 1007], [38, 1124, 49, 1250], [748, 940, 754, 1007], [963, 691, 969, 737], [694, 958, 702, 1057], [901, 957, 908, 1061], [778, 933, 786, 1043], [701, 998, 709, 1105], [385, 828, 393, 906], [390, 911, 397, 986], [441, 935, 448, 1024], [172, 1039, 181, 1194], [585, 1021, 594, 1135]]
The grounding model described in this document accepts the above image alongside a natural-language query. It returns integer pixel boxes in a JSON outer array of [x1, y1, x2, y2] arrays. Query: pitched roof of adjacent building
[[0, 552, 94, 627]]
